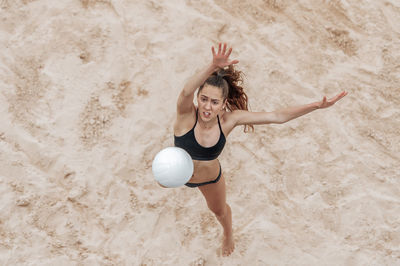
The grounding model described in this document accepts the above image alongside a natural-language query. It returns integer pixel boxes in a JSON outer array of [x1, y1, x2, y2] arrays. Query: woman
[[162, 43, 347, 256]]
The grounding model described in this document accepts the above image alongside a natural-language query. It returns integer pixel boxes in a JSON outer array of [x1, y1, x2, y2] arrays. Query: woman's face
[[197, 84, 226, 122]]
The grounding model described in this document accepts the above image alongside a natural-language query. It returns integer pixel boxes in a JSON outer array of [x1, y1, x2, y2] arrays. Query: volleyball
[[152, 147, 194, 188]]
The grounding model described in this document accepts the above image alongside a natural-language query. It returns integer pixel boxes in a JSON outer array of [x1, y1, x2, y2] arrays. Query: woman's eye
[[212, 101, 218, 105]]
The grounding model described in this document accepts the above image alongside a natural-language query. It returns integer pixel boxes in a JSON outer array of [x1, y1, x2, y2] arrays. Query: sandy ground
[[0, 0, 400, 265]]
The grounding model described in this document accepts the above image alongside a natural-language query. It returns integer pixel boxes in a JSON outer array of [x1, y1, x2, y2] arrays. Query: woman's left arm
[[232, 91, 348, 126], [277, 91, 348, 123]]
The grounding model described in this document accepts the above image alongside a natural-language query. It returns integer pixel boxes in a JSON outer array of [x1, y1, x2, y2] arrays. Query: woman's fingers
[[331, 91, 347, 103], [333, 92, 344, 101], [329, 95, 339, 103], [320, 91, 347, 108], [339, 91, 347, 98], [222, 43, 227, 55], [226, 47, 232, 58], [215, 43, 233, 56], [212, 43, 237, 67]]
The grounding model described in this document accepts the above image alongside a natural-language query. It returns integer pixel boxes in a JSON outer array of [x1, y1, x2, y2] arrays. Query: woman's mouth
[[203, 111, 211, 118]]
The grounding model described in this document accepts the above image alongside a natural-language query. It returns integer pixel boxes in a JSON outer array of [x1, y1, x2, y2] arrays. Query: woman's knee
[[209, 203, 227, 217]]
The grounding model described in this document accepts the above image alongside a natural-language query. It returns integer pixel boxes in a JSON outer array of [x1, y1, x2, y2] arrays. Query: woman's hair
[[198, 65, 254, 132]]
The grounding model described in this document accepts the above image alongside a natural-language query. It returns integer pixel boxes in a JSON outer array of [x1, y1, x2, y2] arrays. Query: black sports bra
[[174, 109, 226, 161]]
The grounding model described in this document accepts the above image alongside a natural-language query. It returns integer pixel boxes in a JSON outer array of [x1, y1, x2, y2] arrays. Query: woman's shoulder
[[220, 109, 241, 122], [174, 105, 197, 136], [220, 109, 253, 128], [219, 110, 240, 136]]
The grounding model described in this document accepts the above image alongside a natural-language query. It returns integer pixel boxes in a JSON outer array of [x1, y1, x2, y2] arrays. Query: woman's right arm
[[177, 43, 239, 115]]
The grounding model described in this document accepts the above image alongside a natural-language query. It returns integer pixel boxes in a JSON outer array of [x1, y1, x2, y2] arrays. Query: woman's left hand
[[317, 91, 348, 109]]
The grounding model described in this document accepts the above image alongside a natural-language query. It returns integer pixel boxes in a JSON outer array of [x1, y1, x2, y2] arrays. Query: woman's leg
[[198, 173, 234, 256]]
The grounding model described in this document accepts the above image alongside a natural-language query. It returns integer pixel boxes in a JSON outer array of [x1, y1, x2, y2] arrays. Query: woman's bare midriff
[[188, 159, 220, 183]]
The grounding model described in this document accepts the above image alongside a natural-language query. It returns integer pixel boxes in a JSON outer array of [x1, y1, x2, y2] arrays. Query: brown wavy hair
[[198, 65, 254, 132]]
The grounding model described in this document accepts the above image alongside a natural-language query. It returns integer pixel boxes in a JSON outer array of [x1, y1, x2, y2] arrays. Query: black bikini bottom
[[184, 164, 222, 188]]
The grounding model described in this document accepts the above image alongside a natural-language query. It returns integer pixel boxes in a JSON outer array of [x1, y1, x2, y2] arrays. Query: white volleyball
[[152, 147, 194, 188]]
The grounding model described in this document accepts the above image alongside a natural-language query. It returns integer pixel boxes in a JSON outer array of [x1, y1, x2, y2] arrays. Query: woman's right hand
[[212, 43, 239, 69]]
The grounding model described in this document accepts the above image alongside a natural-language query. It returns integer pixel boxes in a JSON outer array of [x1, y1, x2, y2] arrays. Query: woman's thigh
[[197, 174, 226, 216]]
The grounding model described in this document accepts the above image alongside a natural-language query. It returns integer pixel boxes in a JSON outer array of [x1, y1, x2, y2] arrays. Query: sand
[[0, 0, 399, 265]]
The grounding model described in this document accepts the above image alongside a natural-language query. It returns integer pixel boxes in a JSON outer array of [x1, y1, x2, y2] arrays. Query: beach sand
[[0, 0, 399, 265]]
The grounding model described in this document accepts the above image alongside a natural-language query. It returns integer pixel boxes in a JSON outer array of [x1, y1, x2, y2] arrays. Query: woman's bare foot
[[222, 233, 235, 256]]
